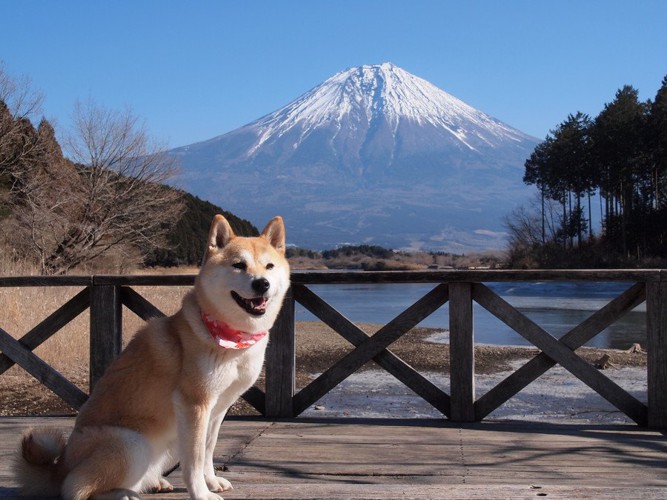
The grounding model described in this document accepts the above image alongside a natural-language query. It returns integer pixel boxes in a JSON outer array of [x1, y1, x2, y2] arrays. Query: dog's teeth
[[231, 291, 268, 316], [244, 297, 267, 310], [251, 298, 268, 309]]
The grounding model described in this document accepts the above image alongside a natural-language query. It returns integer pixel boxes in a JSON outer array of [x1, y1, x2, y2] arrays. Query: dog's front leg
[[174, 392, 222, 500], [204, 411, 233, 492]]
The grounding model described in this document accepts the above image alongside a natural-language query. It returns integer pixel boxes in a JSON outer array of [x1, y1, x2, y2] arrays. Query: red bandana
[[201, 312, 268, 349]]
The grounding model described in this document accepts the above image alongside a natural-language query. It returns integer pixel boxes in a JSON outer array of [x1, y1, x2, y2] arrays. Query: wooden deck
[[1, 416, 666, 499]]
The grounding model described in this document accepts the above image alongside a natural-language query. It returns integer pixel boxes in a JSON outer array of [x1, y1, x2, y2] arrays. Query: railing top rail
[[93, 275, 196, 286], [291, 269, 666, 284], [0, 276, 94, 287], [0, 275, 196, 287], [0, 269, 665, 288]]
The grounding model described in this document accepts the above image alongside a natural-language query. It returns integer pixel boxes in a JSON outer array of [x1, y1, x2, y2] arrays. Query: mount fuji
[[171, 63, 539, 252]]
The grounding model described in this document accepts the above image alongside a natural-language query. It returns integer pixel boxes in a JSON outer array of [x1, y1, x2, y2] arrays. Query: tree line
[[0, 63, 256, 274], [507, 76, 667, 268]]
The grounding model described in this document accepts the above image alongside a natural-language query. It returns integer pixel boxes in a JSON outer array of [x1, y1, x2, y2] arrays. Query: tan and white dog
[[14, 215, 290, 500]]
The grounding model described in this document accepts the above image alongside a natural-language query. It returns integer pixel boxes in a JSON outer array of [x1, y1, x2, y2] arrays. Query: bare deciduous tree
[[0, 62, 43, 119], [35, 99, 185, 274], [0, 63, 45, 174], [3, 90, 185, 274], [504, 193, 564, 268]]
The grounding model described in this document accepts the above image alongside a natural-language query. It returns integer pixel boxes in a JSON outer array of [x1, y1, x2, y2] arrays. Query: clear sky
[[1, 0, 666, 148]]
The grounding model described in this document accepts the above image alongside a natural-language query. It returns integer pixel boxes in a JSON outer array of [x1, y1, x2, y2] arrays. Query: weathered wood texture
[[0, 327, 87, 409], [1, 270, 666, 427], [290, 269, 664, 284], [1, 417, 666, 499], [647, 281, 667, 428], [89, 285, 123, 391], [473, 282, 648, 426], [0, 287, 90, 376], [292, 282, 450, 416], [294, 283, 450, 416], [265, 287, 296, 418], [449, 282, 475, 421], [0, 287, 90, 409], [475, 282, 647, 420]]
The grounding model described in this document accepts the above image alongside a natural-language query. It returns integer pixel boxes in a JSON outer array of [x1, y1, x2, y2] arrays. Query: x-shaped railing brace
[[292, 283, 451, 417], [474, 282, 648, 425], [0, 288, 90, 409]]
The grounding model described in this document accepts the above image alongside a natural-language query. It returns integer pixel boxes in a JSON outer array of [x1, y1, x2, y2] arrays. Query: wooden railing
[[1, 270, 666, 427]]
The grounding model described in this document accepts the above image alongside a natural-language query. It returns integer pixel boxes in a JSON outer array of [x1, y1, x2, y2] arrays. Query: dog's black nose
[[252, 278, 270, 294]]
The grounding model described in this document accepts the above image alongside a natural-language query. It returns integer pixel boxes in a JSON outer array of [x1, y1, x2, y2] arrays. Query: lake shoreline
[[0, 321, 648, 418], [294, 321, 648, 424], [294, 320, 647, 376]]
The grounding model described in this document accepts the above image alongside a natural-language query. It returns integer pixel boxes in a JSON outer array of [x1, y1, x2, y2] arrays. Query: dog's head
[[195, 215, 290, 335]]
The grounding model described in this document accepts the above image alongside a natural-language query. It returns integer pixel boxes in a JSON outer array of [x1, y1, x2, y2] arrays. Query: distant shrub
[[322, 245, 394, 260], [286, 247, 321, 259]]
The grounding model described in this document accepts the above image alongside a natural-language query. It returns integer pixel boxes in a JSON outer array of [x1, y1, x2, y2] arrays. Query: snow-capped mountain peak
[[172, 63, 539, 252], [246, 63, 529, 154]]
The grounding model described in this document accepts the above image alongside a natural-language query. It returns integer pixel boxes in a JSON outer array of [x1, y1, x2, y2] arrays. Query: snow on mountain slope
[[253, 63, 519, 149], [172, 63, 540, 251]]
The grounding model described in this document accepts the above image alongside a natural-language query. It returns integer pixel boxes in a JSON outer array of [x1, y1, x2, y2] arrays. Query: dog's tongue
[[250, 297, 268, 311]]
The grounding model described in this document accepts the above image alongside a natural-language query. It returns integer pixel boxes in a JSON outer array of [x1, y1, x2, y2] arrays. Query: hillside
[[0, 102, 257, 272], [145, 192, 258, 267]]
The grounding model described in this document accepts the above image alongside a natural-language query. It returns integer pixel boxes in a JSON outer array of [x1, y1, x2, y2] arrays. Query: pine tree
[[590, 86, 649, 256]]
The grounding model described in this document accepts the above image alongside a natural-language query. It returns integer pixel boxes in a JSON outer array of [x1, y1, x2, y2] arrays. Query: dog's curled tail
[[14, 427, 67, 496]]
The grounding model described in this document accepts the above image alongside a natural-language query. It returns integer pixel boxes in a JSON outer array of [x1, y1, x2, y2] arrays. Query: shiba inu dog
[[14, 215, 290, 500]]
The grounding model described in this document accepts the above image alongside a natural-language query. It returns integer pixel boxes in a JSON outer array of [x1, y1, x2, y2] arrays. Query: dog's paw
[[92, 488, 142, 500], [151, 477, 174, 493], [193, 493, 224, 500], [205, 473, 233, 492]]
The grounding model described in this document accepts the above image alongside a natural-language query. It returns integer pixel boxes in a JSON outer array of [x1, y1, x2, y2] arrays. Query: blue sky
[[1, 0, 666, 148]]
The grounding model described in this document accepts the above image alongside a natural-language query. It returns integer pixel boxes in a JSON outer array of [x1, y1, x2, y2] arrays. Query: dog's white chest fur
[[195, 336, 269, 406]]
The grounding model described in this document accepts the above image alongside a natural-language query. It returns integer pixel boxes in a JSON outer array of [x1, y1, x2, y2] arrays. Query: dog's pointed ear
[[261, 216, 286, 255], [203, 215, 236, 262]]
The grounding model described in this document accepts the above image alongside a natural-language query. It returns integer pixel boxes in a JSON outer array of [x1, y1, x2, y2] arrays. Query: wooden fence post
[[647, 279, 667, 428], [89, 284, 122, 393], [265, 287, 296, 418], [449, 282, 475, 422]]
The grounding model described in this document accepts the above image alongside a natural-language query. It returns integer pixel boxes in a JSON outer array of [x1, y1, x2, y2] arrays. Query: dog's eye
[[232, 262, 247, 271], [266, 263, 274, 270]]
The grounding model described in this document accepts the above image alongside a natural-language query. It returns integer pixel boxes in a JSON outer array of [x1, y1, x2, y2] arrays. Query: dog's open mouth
[[231, 291, 269, 316]]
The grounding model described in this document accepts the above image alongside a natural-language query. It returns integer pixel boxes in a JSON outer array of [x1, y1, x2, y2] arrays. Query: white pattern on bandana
[[201, 312, 268, 349]]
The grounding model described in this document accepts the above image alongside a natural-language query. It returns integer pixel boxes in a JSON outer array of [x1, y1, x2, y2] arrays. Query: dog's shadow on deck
[[0, 486, 191, 499], [0, 487, 53, 499]]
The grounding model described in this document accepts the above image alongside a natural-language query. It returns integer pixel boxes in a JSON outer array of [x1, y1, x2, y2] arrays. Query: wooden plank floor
[[1, 416, 667, 499]]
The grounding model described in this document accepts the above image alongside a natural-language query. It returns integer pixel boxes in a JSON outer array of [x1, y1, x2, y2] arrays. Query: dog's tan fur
[[14, 215, 290, 500]]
